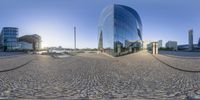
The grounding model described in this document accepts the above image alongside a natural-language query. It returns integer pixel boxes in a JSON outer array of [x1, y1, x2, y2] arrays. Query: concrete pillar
[[152, 42, 158, 54], [129, 47, 132, 52], [117, 45, 121, 54], [134, 48, 136, 53], [156, 43, 158, 54]]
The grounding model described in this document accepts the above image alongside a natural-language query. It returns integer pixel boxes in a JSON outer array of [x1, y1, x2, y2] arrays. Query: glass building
[[98, 4, 142, 56], [0, 27, 19, 51], [19, 34, 41, 51]]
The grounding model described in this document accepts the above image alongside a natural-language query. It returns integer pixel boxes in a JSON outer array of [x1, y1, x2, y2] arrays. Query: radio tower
[[74, 27, 76, 51]]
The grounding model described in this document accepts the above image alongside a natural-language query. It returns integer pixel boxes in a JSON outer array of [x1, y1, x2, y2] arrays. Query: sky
[[0, 0, 200, 48]]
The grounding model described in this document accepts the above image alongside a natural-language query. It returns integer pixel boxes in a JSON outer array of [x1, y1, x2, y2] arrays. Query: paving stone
[[0, 51, 200, 99]]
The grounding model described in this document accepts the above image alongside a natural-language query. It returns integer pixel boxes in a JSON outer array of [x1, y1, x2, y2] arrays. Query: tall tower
[[98, 30, 103, 51], [74, 27, 76, 51], [188, 29, 193, 51]]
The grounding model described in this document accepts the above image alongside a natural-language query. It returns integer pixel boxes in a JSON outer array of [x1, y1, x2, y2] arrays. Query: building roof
[[19, 34, 41, 43]]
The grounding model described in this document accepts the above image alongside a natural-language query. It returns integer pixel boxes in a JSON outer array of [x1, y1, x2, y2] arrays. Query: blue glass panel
[[99, 4, 142, 56]]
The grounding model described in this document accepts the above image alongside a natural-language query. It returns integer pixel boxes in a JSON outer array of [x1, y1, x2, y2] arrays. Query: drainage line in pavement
[[152, 55, 200, 73], [0, 59, 34, 73]]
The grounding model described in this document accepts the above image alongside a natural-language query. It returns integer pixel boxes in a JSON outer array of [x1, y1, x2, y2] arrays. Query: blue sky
[[0, 0, 200, 48]]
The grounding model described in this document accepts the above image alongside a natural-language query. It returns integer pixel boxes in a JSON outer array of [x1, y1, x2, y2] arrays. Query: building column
[[152, 42, 158, 54], [129, 47, 132, 52], [117, 44, 121, 54]]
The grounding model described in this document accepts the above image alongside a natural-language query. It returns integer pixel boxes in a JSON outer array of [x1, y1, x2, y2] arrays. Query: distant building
[[188, 29, 193, 51], [178, 44, 188, 50], [178, 30, 200, 51], [0, 27, 19, 51], [158, 40, 162, 49], [19, 34, 41, 50], [0, 33, 2, 49], [178, 44, 200, 50], [166, 41, 177, 51], [47, 46, 66, 53], [194, 44, 200, 50], [18, 41, 33, 50], [142, 40, 153, 50]]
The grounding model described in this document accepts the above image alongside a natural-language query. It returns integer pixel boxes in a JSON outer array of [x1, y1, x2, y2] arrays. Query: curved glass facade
[[99, 4, 142, 56]]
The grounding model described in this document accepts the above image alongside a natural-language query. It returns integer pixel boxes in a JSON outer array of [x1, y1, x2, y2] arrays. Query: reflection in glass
[[99, 4, 142, 56]]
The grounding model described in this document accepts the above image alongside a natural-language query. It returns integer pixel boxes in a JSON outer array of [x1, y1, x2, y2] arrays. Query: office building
[[178, 44, 188, 50], [188, 29, 193, 51], [0, 34, 1, 43], [166, 41, 177, 51], [178, 31, 200, 51], [0, 27, 18, 51], [18, 41, 33, 50], [178, 44, 200, 50], [19, 34, 41, 50], [98, 4, 142, 56]]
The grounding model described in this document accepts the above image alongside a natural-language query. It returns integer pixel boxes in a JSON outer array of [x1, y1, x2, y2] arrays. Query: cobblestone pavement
[[0, 52, 26, 58], [159, 51, 200, 58], [0, 55, 35, 71], [0, 51, 200, 99], [154, 54, 200, 71]]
